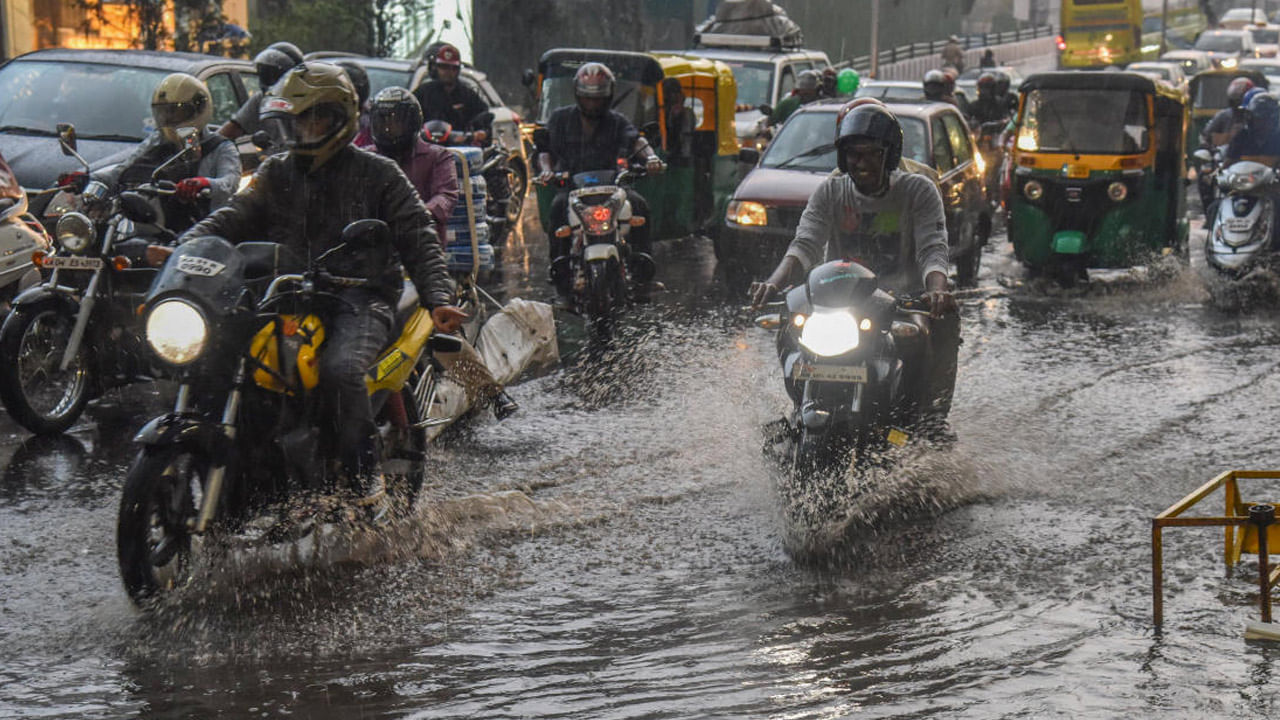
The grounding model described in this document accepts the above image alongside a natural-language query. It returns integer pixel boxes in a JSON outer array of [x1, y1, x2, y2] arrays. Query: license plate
[[792, 362, 867, 383], [45, 256, 102, 270], [1226, 217, 1253, 232]]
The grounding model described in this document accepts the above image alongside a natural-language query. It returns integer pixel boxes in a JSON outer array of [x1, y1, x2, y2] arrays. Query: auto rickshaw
[[1007, 72, 1189, 283], [528, 48, 743, 242], [1187, 68, 1268, 158]]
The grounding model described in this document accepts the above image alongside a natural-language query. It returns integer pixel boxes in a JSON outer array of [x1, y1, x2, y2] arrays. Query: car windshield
[[1252, 28, 1280, 44], [1019, 88, 1148, 154], [1195, 34, 1244, 52], [0, 60, 170, 140], [364, 67, 413, 98], [722, 61, 773, 109], [761, 111, 926, 170], [1194, 74, 1249, 108]]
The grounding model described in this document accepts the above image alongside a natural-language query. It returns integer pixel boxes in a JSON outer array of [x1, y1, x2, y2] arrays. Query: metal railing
[[842, 25, 1056, 75]]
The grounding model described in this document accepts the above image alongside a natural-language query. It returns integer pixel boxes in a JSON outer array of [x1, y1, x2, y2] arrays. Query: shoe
[[491, 390, 519, 420], [355, 473, 391, 526]]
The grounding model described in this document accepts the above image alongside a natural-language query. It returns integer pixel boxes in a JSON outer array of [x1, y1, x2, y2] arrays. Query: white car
[[1221, 7, 1269, 29], [1125, 61, 1189, 93]]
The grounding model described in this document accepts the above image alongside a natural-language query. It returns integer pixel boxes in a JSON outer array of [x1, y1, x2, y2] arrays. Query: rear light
[[1056, 35, 1066, 51], [584, 205, 613, 234]]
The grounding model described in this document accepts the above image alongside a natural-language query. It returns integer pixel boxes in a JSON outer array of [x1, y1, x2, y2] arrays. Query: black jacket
[[414, 80, 489, 132], [184, 144, 453, 309], [544, 105, 639, 177]]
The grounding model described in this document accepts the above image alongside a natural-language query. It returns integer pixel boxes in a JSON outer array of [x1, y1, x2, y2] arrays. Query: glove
[[645, 157, 667, 174], [471, 130, 488, 145], [175, 176, 210, 202], [536, 169, 555, 185], [57, 171, 88, 193]]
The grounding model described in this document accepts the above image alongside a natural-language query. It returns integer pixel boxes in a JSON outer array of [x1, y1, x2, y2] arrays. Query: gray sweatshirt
[[786, 169, 950, 295]]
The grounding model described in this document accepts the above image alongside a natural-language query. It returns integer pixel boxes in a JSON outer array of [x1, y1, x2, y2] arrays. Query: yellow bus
[[1059, 0, 1207, 69]]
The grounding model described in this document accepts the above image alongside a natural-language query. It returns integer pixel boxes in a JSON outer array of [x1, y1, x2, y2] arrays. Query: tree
[[73, 0, 227, 51], [250, 0, 434, 57]]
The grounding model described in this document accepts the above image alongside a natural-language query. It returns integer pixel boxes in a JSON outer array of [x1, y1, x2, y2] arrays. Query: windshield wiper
[[772, 143, 835, 169], [0, 125, 56, 137], [76, 133, 143, 142]]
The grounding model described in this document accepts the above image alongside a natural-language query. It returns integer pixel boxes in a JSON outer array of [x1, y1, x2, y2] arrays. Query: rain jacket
[[184, 144, 453, 309]]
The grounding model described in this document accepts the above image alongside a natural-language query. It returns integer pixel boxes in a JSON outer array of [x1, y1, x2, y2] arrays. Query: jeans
[[319, 289, 392, 480]]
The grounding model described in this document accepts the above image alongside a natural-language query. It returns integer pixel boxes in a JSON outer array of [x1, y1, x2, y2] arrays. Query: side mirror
[[531, 127, 550, 152], [757, 103, 773, 117], [640, 121, 661, 139], [251, 130, 272, 150], [755, 313, 781, 330], [340, 218, 391, 248], [56, 123, 77, 155], [472, 110, 494, 128], [738, 147, 761, 164], [1193, 148, 1213, 163], [176, 126, 200, 159], [521, 68, 536, 88]]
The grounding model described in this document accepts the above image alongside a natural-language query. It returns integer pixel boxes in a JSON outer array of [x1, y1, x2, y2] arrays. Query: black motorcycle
[[424, 114, 515, 247], [0, 124, 201, 435], [757, 260, 934, 517], [115, 221, 449, 605]]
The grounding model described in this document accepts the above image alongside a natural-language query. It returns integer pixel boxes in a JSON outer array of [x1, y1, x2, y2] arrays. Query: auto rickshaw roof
[[1188, 67, 1270, 91], [537, 49, 665, 85], [1020, 71, 1159, 94]]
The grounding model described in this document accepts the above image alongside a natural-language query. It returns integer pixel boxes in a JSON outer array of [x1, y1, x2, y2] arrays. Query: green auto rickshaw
[[530, 48, 743, 241], [1007, 71, 1189, 284]]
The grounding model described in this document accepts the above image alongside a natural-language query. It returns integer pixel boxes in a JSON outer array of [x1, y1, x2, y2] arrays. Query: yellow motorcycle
[[115, 220, 455, 605]]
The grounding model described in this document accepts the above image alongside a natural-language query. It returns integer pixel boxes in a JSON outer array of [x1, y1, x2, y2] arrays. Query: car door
[[940, 110, 983, 249], [199, 66, 260, 171], [929, 114, 962, 250]]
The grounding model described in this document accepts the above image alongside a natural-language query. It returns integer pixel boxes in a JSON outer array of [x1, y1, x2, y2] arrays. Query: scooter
[[1200, 153, 1280, 302]]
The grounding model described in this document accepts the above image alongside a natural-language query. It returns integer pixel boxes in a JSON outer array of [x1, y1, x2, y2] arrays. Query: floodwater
[[6, 198, 1280, 719]]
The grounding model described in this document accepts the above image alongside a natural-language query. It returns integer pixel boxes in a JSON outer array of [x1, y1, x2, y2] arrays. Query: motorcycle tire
[[0, 303, 92, 435], [954, 219, 981, 288], [506, 158, 526, 227], [585, 260, 616, 323], [384, 366, 432, 502], [117, 446, 203, 605]]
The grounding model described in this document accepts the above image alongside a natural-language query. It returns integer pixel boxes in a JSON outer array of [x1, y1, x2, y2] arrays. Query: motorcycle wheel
[[506, 158, 526, 226], [117, 447, 203, 605], [954, 219, 982, 288], [783, 427, 853, 531], [585, 260, 616, 324], [0, 304, 92, 435], [385, 368, 432, 501]]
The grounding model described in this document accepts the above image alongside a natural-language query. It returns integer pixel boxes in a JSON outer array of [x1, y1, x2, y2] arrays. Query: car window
[[941, 113, 972, 165], [203, 72, 240, 126], [364, 67, 414, 98], [778, 66, 796, 100], [240, 71, 260, 96], [899, 117, 929, 165], [931, 116, 955, 172], [0, 60, 169, 141]]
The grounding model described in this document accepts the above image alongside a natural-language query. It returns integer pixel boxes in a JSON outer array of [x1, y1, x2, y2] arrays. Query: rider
[[992, 70, 1017, 116], [537, 62, 666, 302], [184, 62, 466, 520], [1224, 88, 1280, 167], [364, 86, 519, 420], [923, 69, 956, 106], [749, 104, 960, 440], [770, 69, 821, 126], [334, 58, 373, 145], [413, 43, 488, 135], [1201, 77, 1254, 150], [84, 73, 239, 231], [966, 72, 1009, 127], [217, 41, 304, 149]]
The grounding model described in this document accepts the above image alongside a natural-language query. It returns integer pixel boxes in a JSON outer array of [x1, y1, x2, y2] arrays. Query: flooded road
[[6, 194, 1280, 718]]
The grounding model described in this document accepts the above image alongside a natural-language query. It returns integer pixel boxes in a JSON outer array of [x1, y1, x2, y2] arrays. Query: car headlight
[[727, 200, 769, 226], [798, 309, 860, 357], [1221, 57, 1239, 68], [146, 299, 208, 365], [54, 211, 94, 255]]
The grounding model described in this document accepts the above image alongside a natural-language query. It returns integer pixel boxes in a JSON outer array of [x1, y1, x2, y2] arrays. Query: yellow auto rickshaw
[[528, 48, 744, 241]]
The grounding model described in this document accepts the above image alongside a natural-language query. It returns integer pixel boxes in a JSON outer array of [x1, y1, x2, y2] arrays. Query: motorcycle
[[538, 163, 654, 331], [973, 119, 1007, 212], [0, 151, 52, 305], [423, 115, 515, 248], [756, 259, 933, 515], [0, 124, 201, 435], [1201, 154, 1280, 300], [115, 220, 454, 605]]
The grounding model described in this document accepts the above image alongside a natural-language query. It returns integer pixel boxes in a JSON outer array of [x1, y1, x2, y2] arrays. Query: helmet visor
[[264, 104, 347, 149], [371, 105, 419, 148], [152, 100, 201, 128]]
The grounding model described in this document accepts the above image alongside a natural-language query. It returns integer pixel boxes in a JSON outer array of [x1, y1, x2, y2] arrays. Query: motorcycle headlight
[[145, 299, 208, 365], [54, 211, 94, 255], [798, 309, 860, 357]]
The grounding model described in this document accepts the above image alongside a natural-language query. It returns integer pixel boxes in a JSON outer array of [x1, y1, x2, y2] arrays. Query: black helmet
[[369, 86, 423, 156], [268, 41, 303, 64], [335, 59, 371, 107], [254, 44, 302, 90], [992, 70, 1011, 96], [923, 69, 947, 100], [1247, 90, 1279, 130], [835, 104, 903, 194], [977, 72, 997, 97]]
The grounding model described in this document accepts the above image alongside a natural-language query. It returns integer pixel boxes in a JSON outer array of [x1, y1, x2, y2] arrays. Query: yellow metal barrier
[[1152, 470, 1280, 627]]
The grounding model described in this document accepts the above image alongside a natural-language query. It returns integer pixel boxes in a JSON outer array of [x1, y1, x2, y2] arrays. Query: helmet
[[836, 68, 860, 95], [835, 96, 886, 128], [428, 42, 463, 79], [941, 67, 958, 92], [1228, 77, 1257, 108], [334, 59, 370, 106], [151, 73, 212, 144], [796, 69, 820, 93], [923, 69, 948, 100], [369, 86, 422, 156], [260, 62, 358, 172], [977, 72, 997, 97], [992, 70, 1011, 96], [254, 41, 303, 89], [574, 62, 615, 119], [835, 104, 903, 195], [423, 119, 453, 144], [1247, 90, 1279, 129], [269, 41, 303, 64]]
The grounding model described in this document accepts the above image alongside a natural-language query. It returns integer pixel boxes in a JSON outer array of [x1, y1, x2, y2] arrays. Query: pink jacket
[[357, 136, 459, 229]]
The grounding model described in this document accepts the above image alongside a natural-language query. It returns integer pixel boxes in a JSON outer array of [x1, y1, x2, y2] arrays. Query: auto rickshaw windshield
[[1017, 88, 1148, 154], [537, 75, 657, 129]]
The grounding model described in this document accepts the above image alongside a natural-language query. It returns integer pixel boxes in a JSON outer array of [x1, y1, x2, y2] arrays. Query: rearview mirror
[[176, 126, 199, 159], [1193, 148, 1213, 163], [340, 218, 391, 248], [739, 147, 761, 164], [757, 103, 773, 117], [531, 127, 550, 152], [521, 68, 536, 88], [56, 123, 77, 155], [640, 121, 660, 139]]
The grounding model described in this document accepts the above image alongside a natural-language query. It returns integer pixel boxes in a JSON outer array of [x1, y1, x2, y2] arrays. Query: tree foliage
[[73, 0, 226, 51], [250, 0, 434, 57]]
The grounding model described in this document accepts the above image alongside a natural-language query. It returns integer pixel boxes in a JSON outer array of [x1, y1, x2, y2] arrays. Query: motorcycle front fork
[[189, 360, 244, 534]]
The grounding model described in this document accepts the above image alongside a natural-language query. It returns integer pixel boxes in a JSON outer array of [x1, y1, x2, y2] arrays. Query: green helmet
[[260, 62, 358, 172], [837, 68, 860, 96]]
